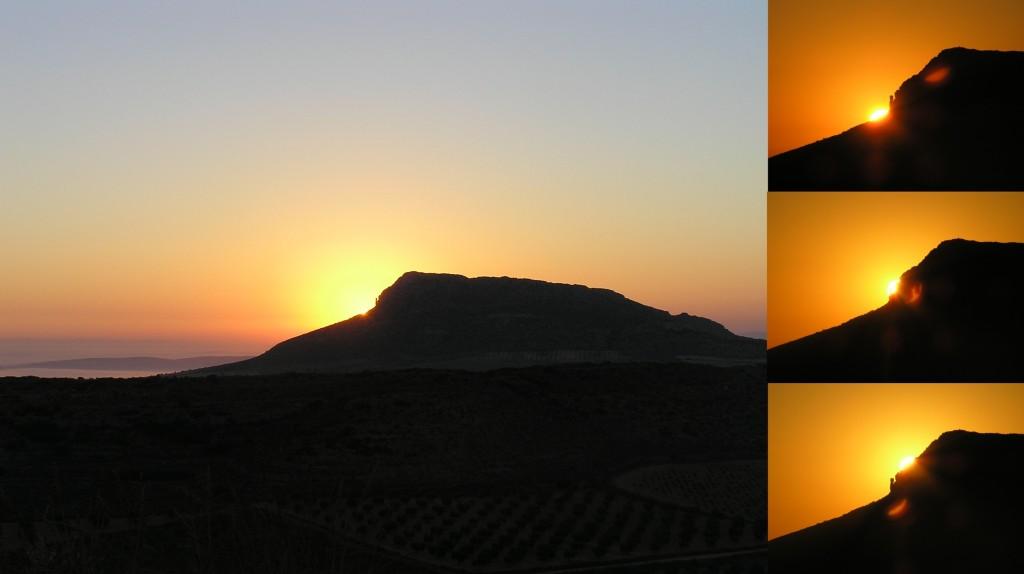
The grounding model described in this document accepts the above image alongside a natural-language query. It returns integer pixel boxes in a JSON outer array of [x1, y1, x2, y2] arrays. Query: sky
[[768, 192, 1024, 348], [0, 1, 766, 362], [770, 0, 1024, 156], [769, 383, 1024, 540]]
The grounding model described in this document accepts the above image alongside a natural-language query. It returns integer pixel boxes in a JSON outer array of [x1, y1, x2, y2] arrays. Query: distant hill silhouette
[[770, 47, 1024, 189], [771, 430, 1024, 573], [769, 239, 1024, 380], [0, 355, 249, 373], [198, 272, 764, 375]]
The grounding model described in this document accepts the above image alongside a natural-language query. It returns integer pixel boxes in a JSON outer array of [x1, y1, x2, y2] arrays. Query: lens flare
[[887, 498, 909, 518], [925, 66, 950, 84]]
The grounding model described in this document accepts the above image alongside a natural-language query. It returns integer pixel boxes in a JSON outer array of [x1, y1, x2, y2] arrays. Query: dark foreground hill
[[0, 363, 765, 573], [769, 239, 1024, 380], [771, 430, 1024, 573], [199, 272, 764, 375], [770, 47, 1024, 190]]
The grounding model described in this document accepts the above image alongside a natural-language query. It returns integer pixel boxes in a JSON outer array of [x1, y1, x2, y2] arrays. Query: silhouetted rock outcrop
[[197, 272, 764, 375], [770, 48, 1024, 189], [769, 239, 1024, 380], [771, 431, 1024, 573]]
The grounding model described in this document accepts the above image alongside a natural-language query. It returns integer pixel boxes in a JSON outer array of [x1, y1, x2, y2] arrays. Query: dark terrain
[[770, 47, 1024, 190], [771, 430, 1024, 573], [1, 271, 766, 572], [0, 363, 765, 573], [198, 272, 764, 375], [769, 239, 1024, 380]]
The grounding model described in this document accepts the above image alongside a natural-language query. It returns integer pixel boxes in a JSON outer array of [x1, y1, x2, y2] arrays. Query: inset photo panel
[[769, 383, 1024, 572], [769, 0, 1024, 190], [768, 192, 1024, 381]]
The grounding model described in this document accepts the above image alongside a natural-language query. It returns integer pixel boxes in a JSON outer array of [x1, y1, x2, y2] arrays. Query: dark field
[[0, 363, 765, 573]]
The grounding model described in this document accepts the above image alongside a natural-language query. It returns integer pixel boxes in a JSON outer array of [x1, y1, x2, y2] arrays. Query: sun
[[886, 278, 900, 297], [338, 289, 378, 319], [898, 455, 916, 471], [868, 107, 890, 122]]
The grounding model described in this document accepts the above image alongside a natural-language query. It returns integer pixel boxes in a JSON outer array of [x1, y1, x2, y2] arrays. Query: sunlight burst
[[887, 279, 900, 297], [338, 290, 378, 320], [898, 455, 915, 471], [868, 107, 889, 122]]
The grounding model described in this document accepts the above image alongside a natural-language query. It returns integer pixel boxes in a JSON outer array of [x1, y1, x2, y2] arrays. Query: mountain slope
[[771, 431, 1024, 573], [769, 239, 1024, 380], [770, 47, 1024, 190], [200, 272, 764, 374]]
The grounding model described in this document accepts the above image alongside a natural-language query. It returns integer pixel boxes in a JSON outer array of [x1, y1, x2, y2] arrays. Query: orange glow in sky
[[768, 193, 1024, 348], [770, 0, 1024, 155], [769, 383, 1024, 540], [0, 3, 768, 356]]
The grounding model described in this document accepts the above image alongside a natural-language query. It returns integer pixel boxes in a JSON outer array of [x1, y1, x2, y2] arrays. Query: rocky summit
[[198, 272, 765, 374]]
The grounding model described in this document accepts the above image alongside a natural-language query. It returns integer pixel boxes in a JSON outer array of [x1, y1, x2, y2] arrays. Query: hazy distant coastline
[[0, 356, 250, 378]]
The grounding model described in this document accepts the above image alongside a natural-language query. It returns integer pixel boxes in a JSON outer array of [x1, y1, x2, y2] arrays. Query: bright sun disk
[[869, 107, 889, 122], [887, 278, 900, 297], [898, 455, 916, 471]]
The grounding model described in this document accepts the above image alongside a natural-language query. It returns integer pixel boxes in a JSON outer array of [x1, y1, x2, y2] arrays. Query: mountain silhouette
[[198, 272, 764, 374], [770, 47, 1024, 190], [771, 430, 1024, 573], [769, 239, 1024, 380]]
